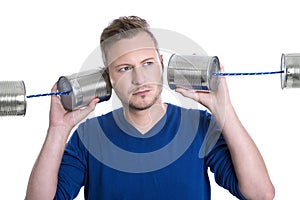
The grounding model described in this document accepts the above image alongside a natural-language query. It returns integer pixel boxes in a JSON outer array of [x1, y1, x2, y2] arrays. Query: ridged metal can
[[167, 54, 220, 91], [0, 81, 26, 116], [57, 69, 112, 111], [281, 53, 300, 89]]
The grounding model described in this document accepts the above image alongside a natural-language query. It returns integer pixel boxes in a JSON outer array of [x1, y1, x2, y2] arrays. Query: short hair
[[100, 16, 159, 66]]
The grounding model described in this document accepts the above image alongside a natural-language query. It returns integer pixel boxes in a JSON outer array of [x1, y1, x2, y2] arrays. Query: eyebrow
[[111, 57, 156, 69], [140, 57, 156, 63]]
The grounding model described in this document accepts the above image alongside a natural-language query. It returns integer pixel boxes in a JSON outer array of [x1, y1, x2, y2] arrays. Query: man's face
[[107, 32, 164, 110]]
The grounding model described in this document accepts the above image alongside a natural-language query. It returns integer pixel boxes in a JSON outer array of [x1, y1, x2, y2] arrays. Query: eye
[[143, 61, 154, 66], [119, 65, 132, 72]]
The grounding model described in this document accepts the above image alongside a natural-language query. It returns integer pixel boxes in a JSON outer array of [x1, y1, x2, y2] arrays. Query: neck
[[123, 100, 167, 135]]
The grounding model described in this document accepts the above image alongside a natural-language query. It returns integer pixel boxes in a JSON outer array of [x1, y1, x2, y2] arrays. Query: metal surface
[[167, 54, 220, 91], [281, 53, 300, 89], [0, 81, 26, 116], [57, 69, 112, 111]]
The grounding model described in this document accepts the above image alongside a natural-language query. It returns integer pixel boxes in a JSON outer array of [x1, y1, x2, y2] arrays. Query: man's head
[[100, 16, 164, 111], [100, 16, 159, 67]]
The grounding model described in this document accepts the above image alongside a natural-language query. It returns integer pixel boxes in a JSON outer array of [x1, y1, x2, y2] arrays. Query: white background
[[0, 0, 299, 199]]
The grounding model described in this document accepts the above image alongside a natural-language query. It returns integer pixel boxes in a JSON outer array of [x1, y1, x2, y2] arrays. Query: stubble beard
[[128, 84, 163, 111]]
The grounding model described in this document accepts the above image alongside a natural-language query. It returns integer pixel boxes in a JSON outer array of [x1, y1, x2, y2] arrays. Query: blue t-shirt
[[54, 103, 246, 200]]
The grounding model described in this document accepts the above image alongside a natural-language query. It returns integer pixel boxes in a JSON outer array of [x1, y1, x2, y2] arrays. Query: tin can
[[281, 53, 300, 89], [57, 69, 112, 111], [167, 54, 220, 91], [0, 81, 26, 116]]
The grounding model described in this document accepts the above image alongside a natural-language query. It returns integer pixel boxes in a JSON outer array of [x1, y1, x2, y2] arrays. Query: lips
[[132, 88, 151, 96]]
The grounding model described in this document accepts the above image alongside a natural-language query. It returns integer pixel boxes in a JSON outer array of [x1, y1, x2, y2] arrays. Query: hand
[[175, 64, 231, 125], [48, 82, 99, 132]]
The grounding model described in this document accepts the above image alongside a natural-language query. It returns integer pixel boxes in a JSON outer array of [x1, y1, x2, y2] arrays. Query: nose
[[131, 66, 146, 85]]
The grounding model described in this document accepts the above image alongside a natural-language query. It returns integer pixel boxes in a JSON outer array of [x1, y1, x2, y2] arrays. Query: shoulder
[[73, 109, 115, 140], [167, 103, 212, 121], [77, 108, 121, 129], [166, 103, 213, 135]]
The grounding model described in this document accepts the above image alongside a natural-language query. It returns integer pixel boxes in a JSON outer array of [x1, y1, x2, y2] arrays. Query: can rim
[[207, 56, 220, 92], [280, 53, 287, 89]]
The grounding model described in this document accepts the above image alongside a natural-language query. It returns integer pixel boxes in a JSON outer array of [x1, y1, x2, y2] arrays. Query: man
[[26, 16, 275, 199]]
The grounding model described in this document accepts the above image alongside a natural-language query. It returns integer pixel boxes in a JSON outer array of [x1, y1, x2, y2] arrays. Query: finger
[[175, 87, 199, 101], [220, 63, 225, 72], [88, 98, 100, 109], [51, 82, 58, 92], [70, 98, 99, 125], [50, 82, 61, 102]]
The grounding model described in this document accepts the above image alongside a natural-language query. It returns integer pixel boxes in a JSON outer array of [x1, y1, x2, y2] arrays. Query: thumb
[[70, 98, 99, 125], [175, 87, 199, 102]]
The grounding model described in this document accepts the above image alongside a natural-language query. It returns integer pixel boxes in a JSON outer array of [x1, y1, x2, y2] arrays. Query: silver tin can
[[281, 53, 300, 89], [167, 54, 220, 91], [0, 81, 26, 116], [57, 69, 112, 111]]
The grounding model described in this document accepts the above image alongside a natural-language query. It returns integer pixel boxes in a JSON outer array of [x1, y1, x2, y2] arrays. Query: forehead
[[106, 32, 157, 66]]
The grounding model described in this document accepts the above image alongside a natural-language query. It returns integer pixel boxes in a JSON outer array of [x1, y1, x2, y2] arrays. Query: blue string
[[26, 70, 283, 98], [212, 70, 284, 76], [26, 91, 71, 98]]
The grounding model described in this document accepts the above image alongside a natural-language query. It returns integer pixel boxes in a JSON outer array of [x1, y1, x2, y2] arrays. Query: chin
[[129, 98, 158, 111], [129, 102, 153, 111]]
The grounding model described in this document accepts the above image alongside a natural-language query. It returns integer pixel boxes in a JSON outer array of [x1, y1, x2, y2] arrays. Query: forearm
[[220, 104, 275, 199], [25, 126, 70, 200]]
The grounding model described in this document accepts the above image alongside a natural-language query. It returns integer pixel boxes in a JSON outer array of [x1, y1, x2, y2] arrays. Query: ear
[[159, 54, 164, 71], [104, 67, 114, 88]]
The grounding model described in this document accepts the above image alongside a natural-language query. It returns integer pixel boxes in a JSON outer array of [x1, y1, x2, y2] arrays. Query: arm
[[25, 83, 98, 200], [175, 65, 275, 200]]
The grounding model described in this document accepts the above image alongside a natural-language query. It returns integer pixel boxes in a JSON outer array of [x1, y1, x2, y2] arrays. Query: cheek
[[109, 71, 121, 88], [110, 73, 131, 92], [147, 67, 163, 82]]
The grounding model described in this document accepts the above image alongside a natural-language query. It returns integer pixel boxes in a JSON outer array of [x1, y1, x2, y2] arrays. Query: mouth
[[132, 88, 151, 96]]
